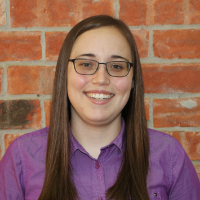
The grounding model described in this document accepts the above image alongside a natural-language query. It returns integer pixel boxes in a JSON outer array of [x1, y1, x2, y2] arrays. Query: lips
[[84, 91, 114, 100]]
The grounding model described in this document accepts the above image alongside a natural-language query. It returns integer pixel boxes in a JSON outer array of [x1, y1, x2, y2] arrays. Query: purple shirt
[[0, 122, 200, 200]]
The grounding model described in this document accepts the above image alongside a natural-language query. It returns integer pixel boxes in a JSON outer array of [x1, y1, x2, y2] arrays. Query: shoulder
[[0, 127, 49, 199], [147, 129, 200, 198], [16, 126, 49, 142], [148, 128, 183, 155], [14, 126, 49, 144], [148, 128, 175, 142], [3, 127, 49, 162], [148, 128, 187, 171], [147, 128, 187, 184], [16, 127, 49, 155]]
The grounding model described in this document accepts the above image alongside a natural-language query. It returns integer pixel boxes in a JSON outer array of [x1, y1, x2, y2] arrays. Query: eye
[[111, 64, 123, 70], [80, 62, 92, 68]]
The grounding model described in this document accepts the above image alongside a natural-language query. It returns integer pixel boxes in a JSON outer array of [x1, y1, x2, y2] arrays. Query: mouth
[[84, 92, 114, 100]]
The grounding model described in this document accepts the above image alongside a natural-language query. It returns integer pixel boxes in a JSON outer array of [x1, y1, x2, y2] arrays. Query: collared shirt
[[0, 121, 200, 200]]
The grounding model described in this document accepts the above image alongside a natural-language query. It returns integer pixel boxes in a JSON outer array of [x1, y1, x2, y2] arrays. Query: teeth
[[86, 93, 113, 100]]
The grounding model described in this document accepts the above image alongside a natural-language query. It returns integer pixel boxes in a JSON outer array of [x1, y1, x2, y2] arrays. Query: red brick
[[0, 0, 6, 26], [153, 0, 184, 25], [0, 67, 3, 94], [153, 98, 200, 128], [46, 32, 67, 61], [0, 100, 41, 129], [188, 0, 200, 24], [168, 131, 200, 161], [44, 101, 52, 127], [154, 30, 200, 59], [4, 133, 24, 151], [81, 0, 115, 19], [119, 0, 185, 26], [143, 64, 200, 93], [131, 30, 149, 58], [182, 132, 200, 160], [119, 0, 147, 26], [0, 32, 41, 61], [10, 0, 115, 27], [7, 66, 55, 94], [144, 98, 150, 120], [167, 131, 181, 142]]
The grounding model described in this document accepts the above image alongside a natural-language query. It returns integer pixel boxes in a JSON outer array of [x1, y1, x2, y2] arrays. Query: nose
[[91, 63, 110, 85]]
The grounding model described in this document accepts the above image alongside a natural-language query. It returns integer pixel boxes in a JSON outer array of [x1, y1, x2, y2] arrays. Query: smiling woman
[[0, 15, 200, 200], [68, 27, 133, 158]]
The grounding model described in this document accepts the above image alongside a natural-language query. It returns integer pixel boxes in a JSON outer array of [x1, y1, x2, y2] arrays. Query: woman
[[0, 15, 199, 200]]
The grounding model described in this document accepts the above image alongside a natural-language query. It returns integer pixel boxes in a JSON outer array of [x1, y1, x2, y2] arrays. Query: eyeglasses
[[69, 58, 133, 77]]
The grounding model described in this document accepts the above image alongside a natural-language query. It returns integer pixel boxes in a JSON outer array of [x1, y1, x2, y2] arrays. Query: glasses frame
[[69, 58, 133, 77]]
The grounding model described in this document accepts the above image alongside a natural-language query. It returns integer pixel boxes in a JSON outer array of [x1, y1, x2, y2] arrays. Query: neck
[[70, 116, 122, 159]]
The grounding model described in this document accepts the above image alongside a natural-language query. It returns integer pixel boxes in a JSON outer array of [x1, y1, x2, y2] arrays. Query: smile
[[85, 92, 114, 100]]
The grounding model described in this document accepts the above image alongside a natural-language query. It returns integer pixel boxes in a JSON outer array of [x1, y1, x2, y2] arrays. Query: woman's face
[[68, 26, 133, 126]]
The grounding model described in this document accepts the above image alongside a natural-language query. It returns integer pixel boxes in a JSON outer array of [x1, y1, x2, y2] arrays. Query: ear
[[131, 80, 134, 89]]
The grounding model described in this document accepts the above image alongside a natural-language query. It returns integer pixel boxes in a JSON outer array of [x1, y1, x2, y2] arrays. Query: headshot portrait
[[0, 1, 200, 200]]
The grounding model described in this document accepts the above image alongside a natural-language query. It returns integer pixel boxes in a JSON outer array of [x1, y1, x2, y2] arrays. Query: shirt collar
[[69, 118, 125, 159]]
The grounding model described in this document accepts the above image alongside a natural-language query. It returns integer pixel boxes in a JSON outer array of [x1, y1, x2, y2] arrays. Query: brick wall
[[0, 0, 200, 177]]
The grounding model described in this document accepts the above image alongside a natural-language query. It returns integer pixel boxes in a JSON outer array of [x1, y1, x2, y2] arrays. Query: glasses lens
[[107, 61, 129, 77], [74, 59, 98, 75]]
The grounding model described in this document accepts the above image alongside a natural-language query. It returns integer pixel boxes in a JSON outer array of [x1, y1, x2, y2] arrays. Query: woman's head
[[55, 15, 142, 122], [68, 26, 133, 126]]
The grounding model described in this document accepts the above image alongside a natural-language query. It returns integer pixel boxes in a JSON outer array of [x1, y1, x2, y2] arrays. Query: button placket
[[95, 161, 100, 169], [93, 160, 105, 200]]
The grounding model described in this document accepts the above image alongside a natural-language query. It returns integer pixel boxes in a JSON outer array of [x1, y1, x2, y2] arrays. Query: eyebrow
[[76, 53, 95, 58], [110, 55, 129, 62], [76, 53, 130, 62]]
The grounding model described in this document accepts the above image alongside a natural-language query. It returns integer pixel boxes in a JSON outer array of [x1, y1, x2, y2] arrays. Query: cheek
[[68, 72, 89, 96], [113, 78, 132, 94]]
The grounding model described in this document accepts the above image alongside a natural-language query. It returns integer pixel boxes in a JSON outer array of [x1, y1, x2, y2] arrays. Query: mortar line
[[0, 128, 39, 134], [140, 58, 200, 64], [2, 93, 200, 100], [131, 26, 200, 31], [0, 24, 199, 32], [193, 161, 200, 166], [0, 25, 198, 38], [0, 26, 72, 32], [144, 93, 200, 99], [149, 97, 154, 129], [5, 0, 10, 28], [115, 0, 119, 19], [1, 58, 200, 66], [152, 127, 200, 132], [0, 94, 53, 100], [0, 61, 57, 66], [129, 24, 200, 30], [40, 98, 46, 128]]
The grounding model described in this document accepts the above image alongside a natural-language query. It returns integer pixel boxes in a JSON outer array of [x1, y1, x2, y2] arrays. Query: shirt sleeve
[[0, 139, 25, 200], [169, 138, 200, 200]]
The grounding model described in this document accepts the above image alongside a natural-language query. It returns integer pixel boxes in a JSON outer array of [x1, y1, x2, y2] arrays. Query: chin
[[84, 113, 121, 126]]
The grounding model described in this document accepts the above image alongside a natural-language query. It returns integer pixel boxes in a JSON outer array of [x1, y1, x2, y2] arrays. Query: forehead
[[70, 26, 131, 60]]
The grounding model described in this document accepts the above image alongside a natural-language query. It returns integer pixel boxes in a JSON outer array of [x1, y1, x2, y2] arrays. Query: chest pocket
[[149, 189, 162, 200]]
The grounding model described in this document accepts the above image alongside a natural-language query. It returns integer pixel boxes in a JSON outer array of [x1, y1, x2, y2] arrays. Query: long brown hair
[[38, 15, 149, 200]]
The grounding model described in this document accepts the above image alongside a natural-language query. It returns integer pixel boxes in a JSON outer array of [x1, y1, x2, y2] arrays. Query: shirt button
[[95, 161, 100, 169], [97, 197, 102, 200]]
